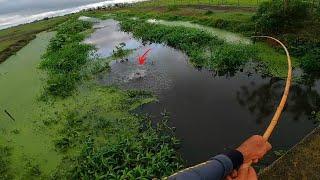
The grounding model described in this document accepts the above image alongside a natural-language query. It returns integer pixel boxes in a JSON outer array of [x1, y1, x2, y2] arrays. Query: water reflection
[[237, 77, 320, 124], [85, 18, 319, 166]]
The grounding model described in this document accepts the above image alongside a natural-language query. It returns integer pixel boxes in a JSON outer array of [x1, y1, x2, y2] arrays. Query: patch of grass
[[114, 8, 255, 34], [40, 18, 94, 98], [138, 0, 267, 7], [42, 85, 182, 179], [300, 48, 320, 74], [259, 127, 320, 179], [111, 42, 132, 59], [0, 16, 68, 63], [207, 44, 257, 75], [254, 42, 297, 78]]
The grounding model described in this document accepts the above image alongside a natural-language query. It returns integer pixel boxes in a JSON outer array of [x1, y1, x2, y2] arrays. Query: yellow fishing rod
[[252, 36, 292, 141], [240, 35, 293, 168]]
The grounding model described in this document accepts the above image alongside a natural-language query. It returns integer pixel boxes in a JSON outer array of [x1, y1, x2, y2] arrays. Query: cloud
[[0, 0, 146, 30]]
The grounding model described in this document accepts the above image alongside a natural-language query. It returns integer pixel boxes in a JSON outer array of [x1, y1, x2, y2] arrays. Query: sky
[[0, 0, 144, 29]]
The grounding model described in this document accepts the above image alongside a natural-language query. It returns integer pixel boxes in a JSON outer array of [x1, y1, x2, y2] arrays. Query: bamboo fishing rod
[[252, 36, 292, 140], [239, 36, 293, 169]]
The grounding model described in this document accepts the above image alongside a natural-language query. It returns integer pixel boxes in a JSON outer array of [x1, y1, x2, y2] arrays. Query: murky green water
[[147, 19, 251, 44], [0, 31, 62, 177]]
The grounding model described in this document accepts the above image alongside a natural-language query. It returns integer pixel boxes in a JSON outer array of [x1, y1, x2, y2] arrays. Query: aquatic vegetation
[[112, 42, 129, 59], [300, 49, 320, 74], [118, 18, 257, 74], [207, 44, 257, 75], [36, 16, 182, 179], [0, 146, 13, 179], [40, 19, 94, 97], [45, 86, 182, 179]]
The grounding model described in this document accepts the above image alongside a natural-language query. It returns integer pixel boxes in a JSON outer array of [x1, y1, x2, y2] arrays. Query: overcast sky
[[0, 0, 143, 29], [0, 0, 105, 15]]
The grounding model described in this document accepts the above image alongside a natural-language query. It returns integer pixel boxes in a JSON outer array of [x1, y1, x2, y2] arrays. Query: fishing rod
[[251, 36, 292, 141], [240, 35, 292, 168]]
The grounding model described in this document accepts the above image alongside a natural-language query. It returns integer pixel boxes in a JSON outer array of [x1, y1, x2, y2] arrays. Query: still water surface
[[85, 19, 320, 166]]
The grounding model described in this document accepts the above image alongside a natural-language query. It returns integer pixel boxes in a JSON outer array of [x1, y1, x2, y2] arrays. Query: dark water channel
[[85, 19, 320, 167]]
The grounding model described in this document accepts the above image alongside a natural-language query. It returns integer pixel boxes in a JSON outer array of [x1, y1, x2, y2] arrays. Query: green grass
[[254, 42, 297, 78], [40, 18, 94, 98], [138, 0, 268, 7], [87, 6, 255, 34], [46, 85, 182, 179], [259, 127, 320, 179], [0, 16, 68, 63]]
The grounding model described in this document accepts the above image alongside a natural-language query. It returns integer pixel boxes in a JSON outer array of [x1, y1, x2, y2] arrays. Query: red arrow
[[138, 48, 151, 65]]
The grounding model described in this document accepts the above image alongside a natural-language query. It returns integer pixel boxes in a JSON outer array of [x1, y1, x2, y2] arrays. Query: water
[[0, 0, 146, 30], [0, 32, 62, 176], [86, 19, 320, 166]]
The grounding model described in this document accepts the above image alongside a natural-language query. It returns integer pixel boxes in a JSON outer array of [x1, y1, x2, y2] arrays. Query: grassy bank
[[0, 16, 68, 63], [88, 6, 256, 34], [139, 0, 268, 7], [259, 126, 320, 179]]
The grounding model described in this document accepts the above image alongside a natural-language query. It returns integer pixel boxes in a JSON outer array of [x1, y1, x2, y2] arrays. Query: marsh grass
[[40, 19, 94, 97], [44, 86, 182, 179], [119, 18, 256, 75]]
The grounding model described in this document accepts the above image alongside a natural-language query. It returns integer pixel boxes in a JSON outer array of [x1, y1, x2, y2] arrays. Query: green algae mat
[[0, 31, 62, 178]]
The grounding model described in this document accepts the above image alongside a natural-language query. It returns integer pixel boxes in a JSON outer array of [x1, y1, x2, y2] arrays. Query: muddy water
[[86, 19, 320, 166]]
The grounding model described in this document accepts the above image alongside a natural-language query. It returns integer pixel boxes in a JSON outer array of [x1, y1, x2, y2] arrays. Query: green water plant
[[118, 18, 256, 74], [40, 18, 94, 98], [45, 86, 183, 179]]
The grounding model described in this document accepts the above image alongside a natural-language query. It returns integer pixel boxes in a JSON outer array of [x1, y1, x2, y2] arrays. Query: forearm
[[168, 150, 243, 180]]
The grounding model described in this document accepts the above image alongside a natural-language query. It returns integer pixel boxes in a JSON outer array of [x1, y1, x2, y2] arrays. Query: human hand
[[226, 165, 257, 180], [236, 135, 272, 163]]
